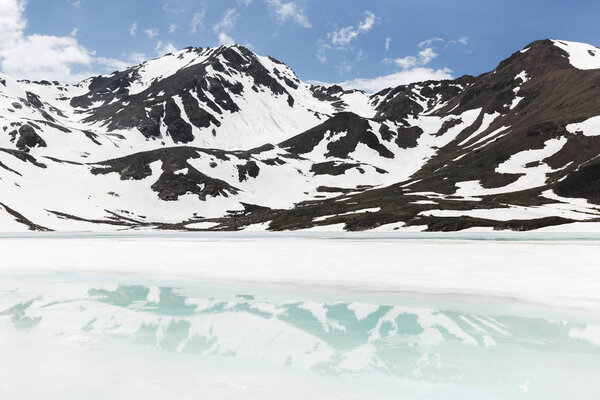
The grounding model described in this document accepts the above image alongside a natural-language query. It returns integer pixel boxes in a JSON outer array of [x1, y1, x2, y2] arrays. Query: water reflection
[[1, 278, 599, 399]]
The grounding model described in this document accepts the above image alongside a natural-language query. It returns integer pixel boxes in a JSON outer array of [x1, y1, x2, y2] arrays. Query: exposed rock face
[[9, 125, 47, 152], [3, 39, 600, 232]]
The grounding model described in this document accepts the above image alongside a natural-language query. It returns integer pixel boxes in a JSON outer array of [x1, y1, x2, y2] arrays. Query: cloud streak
[[318, 11, 376, 63], [329, 11, 375, 46], [190, 11, 205, 34], [337, 68, 453, 93], [391, 47, 439, 69], [265, 0, 311, 28], [144, 28, 159, 39], [212, 8, 239, 45], [129, 21, 138, 37]]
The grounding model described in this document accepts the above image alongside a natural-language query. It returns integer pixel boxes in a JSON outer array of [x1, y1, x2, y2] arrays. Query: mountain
[[2, 39, 600, 232]]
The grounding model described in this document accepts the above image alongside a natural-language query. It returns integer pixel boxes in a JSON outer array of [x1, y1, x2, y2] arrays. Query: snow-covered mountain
[[2, 39, 600, 232]]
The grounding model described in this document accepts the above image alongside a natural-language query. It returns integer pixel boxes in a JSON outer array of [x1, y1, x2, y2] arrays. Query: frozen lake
[[1, 232, 600, 399]]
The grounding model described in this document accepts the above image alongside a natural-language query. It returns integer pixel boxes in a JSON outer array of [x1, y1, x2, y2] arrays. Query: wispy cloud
[[385, 37, 391, 51], [418, 47, 437, 64], [318, 11, 375, 63], [337, 68, 453, 93], [329, 11, 375, 46], [213, 8, 239, 33], [451, 36, 469, 45], [218, 33, 235, 46], [391, 47, 439, 69], [144, 28, 159, 39], [190, 11, 205, 34], [163, 0, 186, 14], [418, 37, 444, 48], [212, 8, 239, 45], [96, 52, 147, 71], [129, 21, 138, 37], [155, 41, 177, 55], [419, 36, 469, 48], [330, 37, 457, 93], [169, 24, 178, 34], [336, 61, 352, 75], [265, 0, 311, 28]]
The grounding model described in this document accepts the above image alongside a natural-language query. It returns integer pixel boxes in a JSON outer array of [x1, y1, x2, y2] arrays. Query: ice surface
[[1, 233, 600, 399], [1, 233, 600, 311]]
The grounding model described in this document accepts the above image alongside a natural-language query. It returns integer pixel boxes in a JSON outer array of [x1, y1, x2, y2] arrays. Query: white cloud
[[358, 11, 375, 31], [452, 36, 469, 45], [328, 38, 453, 93], [394, 55, 417, 69], [144, 28, 159, 39], [418, 47, 437, 64], [317, 40, 331, 63], [129, 21, 138, 37], [1, 34, 94, 82], [213, 8, 239, 33], [391, 47, 438, 69], [0, 0, 26, 44], [126, 52, 147, 65], [317, 11, 375, 63], [190, 11, 205, 34], [96, 52, 147, 71], [418, 37, 444, 48], [169, 24, 178, 34], [265, 0, 311, 28], [316, 40, 330, 63], [336, 61, 352, 75], [212, 8, 238, 45], [67, 0, 81, 8], [337, 68, 453, 93], [218, 32, 235, 46], [0, 0, 141, 83], [237, 0, 252, 5], [419, 36, 469, 48], [155, 41, 177, 56], [0, 0, 93, 82], [329, 11, 375, 46], [163, 1, 185, 14], [385, 37, 391, 51], [356, 49, 366, 61]]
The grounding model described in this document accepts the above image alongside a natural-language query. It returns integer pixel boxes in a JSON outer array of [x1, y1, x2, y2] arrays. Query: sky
[[1, 0, 600, 91]]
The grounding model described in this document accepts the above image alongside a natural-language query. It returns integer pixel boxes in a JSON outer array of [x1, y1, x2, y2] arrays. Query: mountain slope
[[2, 39, 600, 232]]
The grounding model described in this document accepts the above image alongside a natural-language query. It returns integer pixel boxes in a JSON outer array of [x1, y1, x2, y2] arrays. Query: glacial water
[[1, 269, 599, 400]]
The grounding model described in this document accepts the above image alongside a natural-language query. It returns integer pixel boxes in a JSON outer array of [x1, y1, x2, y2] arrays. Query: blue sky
[[1, 0, 600, 90]]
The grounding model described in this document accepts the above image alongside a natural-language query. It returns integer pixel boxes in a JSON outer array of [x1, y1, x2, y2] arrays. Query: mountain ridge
[[2, 39, 600, 232]]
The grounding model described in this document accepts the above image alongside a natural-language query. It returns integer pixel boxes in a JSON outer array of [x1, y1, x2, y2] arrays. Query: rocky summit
[[2, 39, 600, 232]]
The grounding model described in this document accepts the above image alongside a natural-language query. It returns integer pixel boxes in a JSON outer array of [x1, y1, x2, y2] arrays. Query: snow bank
[[566, 115, 600, 136], [1, 234, 600, 311], [552, 40, 600, 70]]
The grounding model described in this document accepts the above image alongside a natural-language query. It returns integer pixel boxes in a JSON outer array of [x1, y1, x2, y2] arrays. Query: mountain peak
[[504, 39, 600, 72]]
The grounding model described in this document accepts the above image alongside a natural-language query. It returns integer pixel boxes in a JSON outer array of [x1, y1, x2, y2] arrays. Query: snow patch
[[552, 40, 600, 70], [566, 116, 600, 137]]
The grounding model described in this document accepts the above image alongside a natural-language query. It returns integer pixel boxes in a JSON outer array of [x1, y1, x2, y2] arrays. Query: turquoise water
[[1, 271, 599, 399]]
